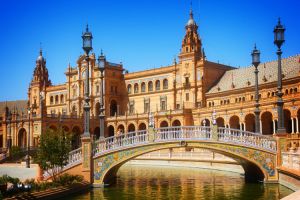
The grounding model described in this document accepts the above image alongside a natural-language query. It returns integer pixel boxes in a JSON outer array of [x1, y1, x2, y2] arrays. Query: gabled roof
[[207, 54, 300, 94]]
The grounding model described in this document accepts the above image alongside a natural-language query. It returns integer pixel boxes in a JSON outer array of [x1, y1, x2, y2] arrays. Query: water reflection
[[69, 164, 293, 200]]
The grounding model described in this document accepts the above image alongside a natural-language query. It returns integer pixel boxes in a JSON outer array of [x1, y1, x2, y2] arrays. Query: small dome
[[37, 49, 44, 62], [187, 18, 196, 26], [186, 9, 196, 27]]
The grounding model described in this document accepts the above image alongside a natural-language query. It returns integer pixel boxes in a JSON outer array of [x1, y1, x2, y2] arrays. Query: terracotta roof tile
[[207, 54, 300, 94]]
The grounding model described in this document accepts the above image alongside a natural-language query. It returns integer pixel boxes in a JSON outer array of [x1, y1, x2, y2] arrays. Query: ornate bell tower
[[181, 9, 202, 58], [177, 8, 205, 109], [28, 49, 51, 115]]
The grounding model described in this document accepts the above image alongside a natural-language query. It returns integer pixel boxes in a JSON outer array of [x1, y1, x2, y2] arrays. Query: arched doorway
[[18, 128, 27, 148], [172, 120, 181, 126], [284, 109, 292, 133], [261, 112, 273, 135], [160, 121, 168, 128], [229, 115, 240, 129], [201, 119, 210, 127], [110, 100, 117, 116], [95, 102, 100, 117], [72, 126, 81, 150], [128, 124, 136, 132], [245, 114, 255, 132], [94, 127, 100, 140], [108, 125, 114, 137], [117, 124, 125, 134], [216, 117, 225, 127], [138, 123, 147, 130]]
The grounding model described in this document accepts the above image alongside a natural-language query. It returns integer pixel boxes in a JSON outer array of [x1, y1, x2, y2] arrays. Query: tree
[[35, 127, 71, 181]]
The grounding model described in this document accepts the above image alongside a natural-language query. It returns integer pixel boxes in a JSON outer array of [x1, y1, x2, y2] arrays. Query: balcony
[[183, 82, 191, 89]]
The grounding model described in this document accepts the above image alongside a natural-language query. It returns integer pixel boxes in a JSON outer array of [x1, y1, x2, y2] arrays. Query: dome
[[187, 18, 196, 26], [186, 9, 196, 27], [37, 49, 45, 62]]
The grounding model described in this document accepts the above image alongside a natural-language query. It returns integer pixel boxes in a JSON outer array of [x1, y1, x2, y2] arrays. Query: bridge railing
[[155, 126, 211, 141], [217, 127, 277, 152], [68, 147, 82, 165], [43, 147, 82, 179], [93, 126, 276, 156], [93, 130, 148, 155]]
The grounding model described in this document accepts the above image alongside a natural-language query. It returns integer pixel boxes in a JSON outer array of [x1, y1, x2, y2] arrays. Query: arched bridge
[[44, 126, 278, 186]]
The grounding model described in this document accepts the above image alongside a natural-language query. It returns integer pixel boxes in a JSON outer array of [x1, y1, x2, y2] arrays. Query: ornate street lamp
[[274, 18, 286, 134], [26, 101, 31, 168], [82, 25, 93, 137], [97, 50, 106, 139], [252, 44, 261, 134]]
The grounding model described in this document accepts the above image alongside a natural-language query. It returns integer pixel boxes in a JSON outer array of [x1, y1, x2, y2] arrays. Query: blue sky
[[0, 0, 299, 101]]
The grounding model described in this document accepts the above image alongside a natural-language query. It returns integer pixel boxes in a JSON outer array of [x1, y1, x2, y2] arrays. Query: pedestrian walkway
[[0, 163, 38, 181]]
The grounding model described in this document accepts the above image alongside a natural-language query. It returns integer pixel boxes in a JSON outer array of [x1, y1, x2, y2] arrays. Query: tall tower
[[181, 8, 202, 58], [28, 49, 51, 115], [177, 8, 204, 109]]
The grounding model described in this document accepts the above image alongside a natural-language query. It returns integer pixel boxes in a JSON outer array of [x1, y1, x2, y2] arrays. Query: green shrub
[[0, 175, 19, 185], [9, 146, 25, 160], [55, 174, 83, 185]]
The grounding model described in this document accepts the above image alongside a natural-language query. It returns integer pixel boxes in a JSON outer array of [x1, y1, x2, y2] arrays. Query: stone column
[[259, 120, 262, 134], [273, 120, 276, 134], [296, 117, 299, 133], [291, 118, 295, 134], [243, 123, 246, 131]]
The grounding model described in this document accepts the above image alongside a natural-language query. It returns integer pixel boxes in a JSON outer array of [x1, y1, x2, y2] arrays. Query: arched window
[[127, 84, 132, 94], [134, 83, 139, 93], [155, 80, 160, 91], [294, 88, 298, 93], [55, 95, 59, 104], [60, 94, 64, 104], [72, 105, 77, 115], [50, 96, 54, 105], [110, 100, 118, 116], [141, 82, 146, 92], [163, 79, 168, 90], [148, 81, 153, 92]]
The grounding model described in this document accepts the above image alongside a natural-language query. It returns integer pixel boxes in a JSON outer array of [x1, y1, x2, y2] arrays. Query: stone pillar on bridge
[[81, 136, 93, 183]]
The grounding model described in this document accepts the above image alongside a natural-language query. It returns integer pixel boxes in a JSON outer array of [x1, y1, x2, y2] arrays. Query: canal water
[[68, 164, 294, 200]]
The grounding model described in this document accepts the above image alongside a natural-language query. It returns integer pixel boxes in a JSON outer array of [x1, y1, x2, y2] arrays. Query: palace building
[[1, 9, 300, 150]]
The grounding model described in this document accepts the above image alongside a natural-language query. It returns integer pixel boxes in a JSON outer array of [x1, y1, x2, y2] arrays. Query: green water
[[68, 164, 294, 200]]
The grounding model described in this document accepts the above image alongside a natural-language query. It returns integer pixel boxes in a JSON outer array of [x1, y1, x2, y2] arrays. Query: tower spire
[[190, 0, 193, 19], [39, 42, 42, 56]]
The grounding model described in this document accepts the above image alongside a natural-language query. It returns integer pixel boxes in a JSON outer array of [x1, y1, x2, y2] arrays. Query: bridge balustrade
[[155, 126, 211, 141], [217, 127, 276, 152], [93, 130, 149, 155]]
